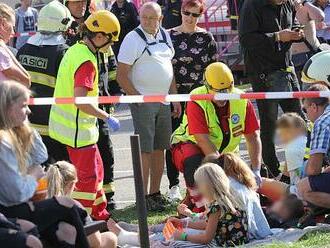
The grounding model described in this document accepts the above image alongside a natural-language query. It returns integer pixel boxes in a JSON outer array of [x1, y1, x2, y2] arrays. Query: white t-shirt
[[284, 135, 307, 186], [118, 25, 175, 95]]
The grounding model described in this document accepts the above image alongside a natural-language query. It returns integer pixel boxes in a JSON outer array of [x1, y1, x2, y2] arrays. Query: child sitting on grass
[[259, 113, 308, 201], [46, 161, 117, 248], [108, 163, 249, 247]]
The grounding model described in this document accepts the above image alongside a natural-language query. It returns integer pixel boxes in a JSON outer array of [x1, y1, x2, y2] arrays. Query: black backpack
[[133, 27, 172, 63]]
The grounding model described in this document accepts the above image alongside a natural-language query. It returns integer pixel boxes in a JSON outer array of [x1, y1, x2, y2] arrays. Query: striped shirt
[[310, 105, 330, 159]]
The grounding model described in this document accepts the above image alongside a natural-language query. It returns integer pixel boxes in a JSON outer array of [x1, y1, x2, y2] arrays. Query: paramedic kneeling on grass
[[298, 51, 330, 208], [171, 62, 262, 212]]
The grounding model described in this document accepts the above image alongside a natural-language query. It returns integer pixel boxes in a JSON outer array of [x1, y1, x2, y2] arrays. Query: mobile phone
[[292, 25, 305, 31]]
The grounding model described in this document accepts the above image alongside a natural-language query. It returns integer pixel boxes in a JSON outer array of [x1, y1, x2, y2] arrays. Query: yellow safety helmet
[[204, 62, 234, 93], [84, 10, 120, 42]]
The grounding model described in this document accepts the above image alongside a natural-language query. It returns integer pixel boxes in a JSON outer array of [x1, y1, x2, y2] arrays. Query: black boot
[[106, 192, 116, 211]]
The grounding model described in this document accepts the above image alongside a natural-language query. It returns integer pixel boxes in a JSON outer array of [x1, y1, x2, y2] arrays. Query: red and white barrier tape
[[28, 91, 330, 105], [12, 32, 37, 38]]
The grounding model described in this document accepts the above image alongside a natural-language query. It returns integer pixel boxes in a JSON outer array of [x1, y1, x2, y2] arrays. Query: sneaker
[[168, 185, 183, 202], [153, 192, 172, 206], [146, 194, 165, 212]]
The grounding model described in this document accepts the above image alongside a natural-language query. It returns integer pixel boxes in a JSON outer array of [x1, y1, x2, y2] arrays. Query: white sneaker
[[168, 185, 183, 202]]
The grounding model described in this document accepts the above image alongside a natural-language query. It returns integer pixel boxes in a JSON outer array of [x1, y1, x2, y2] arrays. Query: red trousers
[[171, 143, 205, 212], [67, 144, 109, 220]]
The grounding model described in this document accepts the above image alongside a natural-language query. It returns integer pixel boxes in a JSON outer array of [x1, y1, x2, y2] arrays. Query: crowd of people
[[0, 0, 329, 247]]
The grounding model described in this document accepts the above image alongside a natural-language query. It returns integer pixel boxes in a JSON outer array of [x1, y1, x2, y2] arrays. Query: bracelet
[[275, 32, 280, 42], [191, 213, 200, 222], [180, 232, 188, 241]]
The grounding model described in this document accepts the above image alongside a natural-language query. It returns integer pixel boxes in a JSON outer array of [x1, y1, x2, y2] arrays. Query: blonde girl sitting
[[203, 152, 272, 239], [168, 163, 249, 247], [46, 161, 117, 248]]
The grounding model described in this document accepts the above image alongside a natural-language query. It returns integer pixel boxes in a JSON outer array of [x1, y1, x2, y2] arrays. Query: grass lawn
[[112, 205, 330, 247]]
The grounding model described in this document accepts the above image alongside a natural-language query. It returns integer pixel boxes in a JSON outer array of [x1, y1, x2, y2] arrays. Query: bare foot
[[107, 218, 122, 236]]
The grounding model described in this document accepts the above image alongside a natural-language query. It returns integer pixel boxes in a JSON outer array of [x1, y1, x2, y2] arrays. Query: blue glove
[[253, 168, 262, 187], [106, 116, 120, 132]]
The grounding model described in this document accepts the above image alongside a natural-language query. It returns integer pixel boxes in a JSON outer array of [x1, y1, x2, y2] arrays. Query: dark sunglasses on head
[[302, 107, 307, 114], [182, 10, 201, 18]]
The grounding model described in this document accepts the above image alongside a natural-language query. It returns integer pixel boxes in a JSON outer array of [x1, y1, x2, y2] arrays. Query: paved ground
[[111, 102, 285, 209]]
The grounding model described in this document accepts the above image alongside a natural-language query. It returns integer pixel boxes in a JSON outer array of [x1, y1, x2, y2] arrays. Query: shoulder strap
[[303, 38, 317, 54], [159, 28, 171, 48], [134, 28, 152, 56]]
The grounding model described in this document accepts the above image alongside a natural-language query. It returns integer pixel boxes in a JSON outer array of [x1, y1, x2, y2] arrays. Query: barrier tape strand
[[28, 91, 330, 105]]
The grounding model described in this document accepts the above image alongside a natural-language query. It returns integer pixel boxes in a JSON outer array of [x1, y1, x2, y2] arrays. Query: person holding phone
[[239, 0, 306, 179]]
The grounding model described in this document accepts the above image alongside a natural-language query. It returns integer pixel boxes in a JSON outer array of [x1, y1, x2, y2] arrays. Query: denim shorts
[[130, 103, 171, 153], [309, 173, 330, 194]]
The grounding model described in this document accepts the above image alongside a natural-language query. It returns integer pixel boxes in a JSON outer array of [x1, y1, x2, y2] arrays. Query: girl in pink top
[[0, 3, 30, 86]]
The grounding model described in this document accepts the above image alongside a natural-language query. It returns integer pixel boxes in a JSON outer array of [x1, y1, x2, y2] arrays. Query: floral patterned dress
[[170, 29, 218, 94], [207, 204, 249, 247]]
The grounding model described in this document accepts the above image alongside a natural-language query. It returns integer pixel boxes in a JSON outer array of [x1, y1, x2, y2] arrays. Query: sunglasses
[[182, 11, 201, 18], [205, 82, 230, 93]]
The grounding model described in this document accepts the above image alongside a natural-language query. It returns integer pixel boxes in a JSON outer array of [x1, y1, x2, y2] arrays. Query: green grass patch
[[113, 205, 330, 247], [261, 231, 330, 248], [112, 204, 178, 225]]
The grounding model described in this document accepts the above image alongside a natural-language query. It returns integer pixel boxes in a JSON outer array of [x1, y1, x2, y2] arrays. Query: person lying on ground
[[259, 113, 309, 201], [108, 163, 249, 247], [264, 194, 306, 228], [46, 161, 118, 248], [0, 80, 90, 248]]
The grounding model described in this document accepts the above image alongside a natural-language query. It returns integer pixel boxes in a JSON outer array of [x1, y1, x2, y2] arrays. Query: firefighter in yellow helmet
[[49, 10, 120, 220], [171, 62, 262, 212]]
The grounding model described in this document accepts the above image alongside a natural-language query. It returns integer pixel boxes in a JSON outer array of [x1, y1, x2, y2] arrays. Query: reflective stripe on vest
[[49, 42, 99, 148], [30, 123, 49, 136], [171, 86, 247, 152], [304, 147, 311, 160], [28, 71, 56, 88], [304, 121, 313, 161]]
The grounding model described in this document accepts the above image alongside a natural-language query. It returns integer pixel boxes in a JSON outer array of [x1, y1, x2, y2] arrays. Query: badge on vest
[[233, 131, 243, 137], [232, 125, 242, 133], [231, 114, 240, 124]]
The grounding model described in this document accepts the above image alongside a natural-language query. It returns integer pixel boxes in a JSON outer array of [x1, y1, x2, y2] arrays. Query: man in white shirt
[[117, 1, 181, 211]]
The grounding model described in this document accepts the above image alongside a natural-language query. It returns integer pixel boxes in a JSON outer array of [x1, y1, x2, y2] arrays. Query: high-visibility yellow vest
[[171, 86, 247, 152], [49, 42, 99, 148], [304, 121, 313, 161]]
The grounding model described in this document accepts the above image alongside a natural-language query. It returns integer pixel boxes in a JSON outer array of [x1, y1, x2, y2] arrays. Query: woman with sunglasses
[[166, 0, 218, 202]]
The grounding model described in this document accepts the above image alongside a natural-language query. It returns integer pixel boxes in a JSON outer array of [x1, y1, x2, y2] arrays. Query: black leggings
[[0, 217, 38, 248], [0, 198, 90, 248]]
